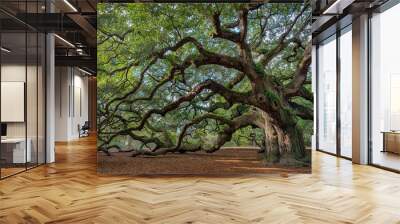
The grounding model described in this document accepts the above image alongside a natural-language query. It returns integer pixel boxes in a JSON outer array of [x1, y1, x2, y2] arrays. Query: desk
[[382, 131, 400, 154], [1, 138, 31, 163]]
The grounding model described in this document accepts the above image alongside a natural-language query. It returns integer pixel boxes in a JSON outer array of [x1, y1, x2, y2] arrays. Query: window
[[370, 3, 400, 171], [339, 26, 352, 158], [317, 35, 337, 154], [0, 1, 47, 179]]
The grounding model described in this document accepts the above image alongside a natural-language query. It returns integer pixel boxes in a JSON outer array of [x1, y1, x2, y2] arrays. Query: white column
[[312, 45, 317, 150], [352, 14, 369, 164], [46, 32, 55, 163]]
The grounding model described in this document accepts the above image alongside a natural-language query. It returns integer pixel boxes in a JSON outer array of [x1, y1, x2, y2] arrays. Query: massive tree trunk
[[279, 126, 306, 165], [263, 113, 280, 164], [261, 110, 306, 165]]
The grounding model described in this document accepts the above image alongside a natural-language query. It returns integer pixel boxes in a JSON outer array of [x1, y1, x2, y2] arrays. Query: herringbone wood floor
[[1, 136, 400, 224]]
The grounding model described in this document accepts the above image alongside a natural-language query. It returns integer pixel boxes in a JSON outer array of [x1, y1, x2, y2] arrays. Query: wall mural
[[97, 2, 312, 175]]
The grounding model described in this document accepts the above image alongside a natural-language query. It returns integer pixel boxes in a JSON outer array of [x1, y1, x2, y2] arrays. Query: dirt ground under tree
[[97, 147, 310, 176]]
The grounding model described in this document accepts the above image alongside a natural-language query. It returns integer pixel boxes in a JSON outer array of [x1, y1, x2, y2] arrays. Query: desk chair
[[78, 121, 90, 138]]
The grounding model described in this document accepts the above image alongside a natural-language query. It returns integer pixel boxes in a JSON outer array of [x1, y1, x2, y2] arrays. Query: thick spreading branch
[[212, 12, 241, 43], [130, 112, 262, 156], [284, 43, 312, 97], [289, 101, 313, 120], [259, 5, 308, 66]]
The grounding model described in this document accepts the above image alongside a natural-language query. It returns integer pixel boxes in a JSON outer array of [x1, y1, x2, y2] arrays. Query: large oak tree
[[97, 3, 312, 165]]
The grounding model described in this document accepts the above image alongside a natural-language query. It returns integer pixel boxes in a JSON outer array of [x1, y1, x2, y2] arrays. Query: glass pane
[[1, 30, 27, 177], [318, 35, 337, 154], [0, 0, 46, 178], [38, 32, 45, 165], [340, 27, 352, 158], [371, 4, 400, 171], [0, 1, 29, 32], [27, 31, 38, 169]]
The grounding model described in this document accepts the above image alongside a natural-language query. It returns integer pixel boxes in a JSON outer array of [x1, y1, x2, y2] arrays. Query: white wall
[[55, 67, 89, 141], [71, 73, 89, 138], [55, 67, 69, 141], [1, 64, 26, 138], [1, 65, 41, 137]]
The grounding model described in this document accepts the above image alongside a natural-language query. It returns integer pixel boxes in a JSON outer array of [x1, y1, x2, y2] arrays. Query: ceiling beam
[[67, 13, 97, 46], [13, 13, 82, 32], [55, 55, 96, 71]]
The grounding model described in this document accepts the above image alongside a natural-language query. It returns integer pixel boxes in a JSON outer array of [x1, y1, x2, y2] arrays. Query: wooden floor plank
[[0, 136, 399, 223]]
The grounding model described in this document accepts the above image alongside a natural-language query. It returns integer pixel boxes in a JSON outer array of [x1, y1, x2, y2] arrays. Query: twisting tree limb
[[284, 43, 312, 97], [130, 111, 263, 157], [259, 5, 309, 66]]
